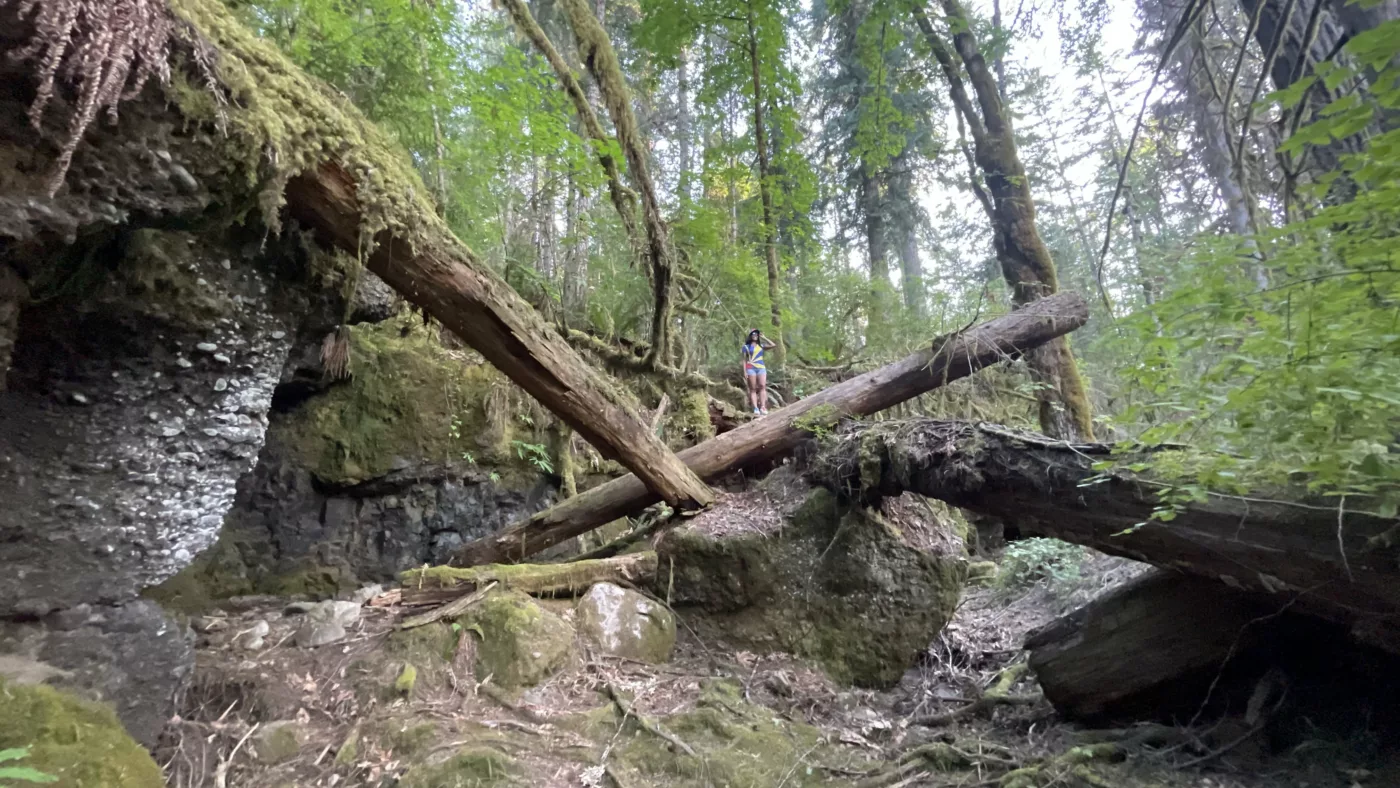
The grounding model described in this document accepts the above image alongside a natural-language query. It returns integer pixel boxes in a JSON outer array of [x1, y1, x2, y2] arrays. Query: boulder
[[459, 590, 574, 691], [576, 583, 676, 664], [294, 600, 362, 648], [657, 473, 966, 687], [252, 720, 308, 764], [0, 678, 165, 787]]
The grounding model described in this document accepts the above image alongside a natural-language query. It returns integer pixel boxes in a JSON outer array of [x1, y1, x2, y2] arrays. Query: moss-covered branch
[[399, 552, 659, 604], [557, 0, 677, 367], [496, 0, 640, 256]]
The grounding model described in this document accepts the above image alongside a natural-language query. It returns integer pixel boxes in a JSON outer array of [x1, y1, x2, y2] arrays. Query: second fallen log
[[451, 292, 1091, 566]]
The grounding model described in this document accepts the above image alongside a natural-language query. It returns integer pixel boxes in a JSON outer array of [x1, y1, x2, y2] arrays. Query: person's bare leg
[[758, 371, 769, 412], [747, 374, 759, 412]]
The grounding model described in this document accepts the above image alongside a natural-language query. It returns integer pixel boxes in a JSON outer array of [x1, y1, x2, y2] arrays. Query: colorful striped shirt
[[743, 342, 765, 370]]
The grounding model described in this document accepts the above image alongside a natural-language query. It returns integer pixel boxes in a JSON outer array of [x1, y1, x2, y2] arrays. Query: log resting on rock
[[808, 419, 1400, 645], [451, 292, 1091, 566], [285, 163, 713, 513]]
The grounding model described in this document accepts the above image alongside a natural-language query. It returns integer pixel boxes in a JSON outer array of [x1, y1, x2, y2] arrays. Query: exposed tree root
[[605, 682, 696, 757], [565, 329, 744, 404], [912, 663, 1042, 727], [399, 552, 658, 605]]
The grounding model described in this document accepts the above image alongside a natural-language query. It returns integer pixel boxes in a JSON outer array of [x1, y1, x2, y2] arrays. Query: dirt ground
[[156, 543, 1400, 788]]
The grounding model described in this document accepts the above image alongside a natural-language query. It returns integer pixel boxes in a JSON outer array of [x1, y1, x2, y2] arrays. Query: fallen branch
[[397, 581, 497, 630], [606, 682, 696, 757], [400, 553, 658, 606]]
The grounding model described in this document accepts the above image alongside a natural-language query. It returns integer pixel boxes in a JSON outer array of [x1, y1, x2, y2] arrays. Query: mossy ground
[[0, 679, 164, 788]]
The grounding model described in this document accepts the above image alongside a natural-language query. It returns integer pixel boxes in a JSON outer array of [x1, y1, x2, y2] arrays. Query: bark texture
[[451, 293, 1090, 566], [284, 162, 714, 512], [913, 0, 1095, 440], [810, 419, 1400, 641]]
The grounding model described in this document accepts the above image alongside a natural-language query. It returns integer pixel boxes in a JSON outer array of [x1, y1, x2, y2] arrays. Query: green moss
[[394, 663, 419, 697], [667, 388, 715, 447], [458, 590, 574, 691], [401, 555, 655, 597], [398, 747, 518, 788], [282, 315, 525, 485], [334, 725, 361, 766], [604, 679, 844, 788], [376, 721, 441, 757], [387, 622, 459, 664], [0, 680, 163, 788], [252, 721, 306, 764], [266, 562, 356, 598]]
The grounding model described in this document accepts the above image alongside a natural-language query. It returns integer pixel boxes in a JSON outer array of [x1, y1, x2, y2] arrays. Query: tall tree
[[911, 0, 1096, 440]]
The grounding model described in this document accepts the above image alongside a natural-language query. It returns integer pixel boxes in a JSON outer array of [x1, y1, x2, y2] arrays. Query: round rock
[[576, 582, 676, 664]]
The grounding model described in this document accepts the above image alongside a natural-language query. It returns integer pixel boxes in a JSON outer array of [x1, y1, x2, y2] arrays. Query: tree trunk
[[810, 419, 1400, 641], [284, 161, 714, 512], [913, 0, 1095, 440], [863, 167, 890, 345], [558, 0, 678, 368], [450, 293, 1090, 566], [1025, 570, 1321, 721], [676, 46, 694, 205], [499, 0, 640, 259], [745, 2, 786, 368]]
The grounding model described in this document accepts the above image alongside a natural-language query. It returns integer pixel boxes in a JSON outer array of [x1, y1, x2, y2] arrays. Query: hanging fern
[[3, 0, 216, 196]]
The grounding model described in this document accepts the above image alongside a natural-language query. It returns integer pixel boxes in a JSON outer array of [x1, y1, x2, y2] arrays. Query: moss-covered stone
[[334, 725, 361, 766], [375, 720, 441, 757], [394, 663, 419, 697], [458, 589, 575, 691], [282, 314, 525, 486], [387, 622, 459, 664], [398, 746, 518, 788], [0, 679, 164, 788], [659, 486, 966, 687], [253, 720, 307, 764]]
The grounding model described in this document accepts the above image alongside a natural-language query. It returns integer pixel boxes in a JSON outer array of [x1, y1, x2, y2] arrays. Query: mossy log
[[451, 292, 1089, 566], [398, 552, 659, 606], [808, 419, 1400, 646]]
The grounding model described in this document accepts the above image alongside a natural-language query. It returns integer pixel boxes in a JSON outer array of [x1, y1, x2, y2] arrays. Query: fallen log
[[450, 292, 1091, 566], [398, 552, 659, 606], [809, 419, 1400, 642], [285, 162, 713, 513], [1024, 571, 1278, 721]]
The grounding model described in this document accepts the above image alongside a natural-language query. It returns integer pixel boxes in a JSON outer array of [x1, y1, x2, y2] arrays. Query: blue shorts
[[745, 367, 764, 376]]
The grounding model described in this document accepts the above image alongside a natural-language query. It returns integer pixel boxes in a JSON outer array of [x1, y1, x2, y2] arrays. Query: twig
[[1337, 494, 1353, 583], [213, 722, 259, 788], [605, 682, 696, 757], [398, 581, 498, 629]]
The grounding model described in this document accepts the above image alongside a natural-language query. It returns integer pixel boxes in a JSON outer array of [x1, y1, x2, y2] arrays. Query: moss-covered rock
[[394, 663, 419, 697], [0, 679, 164, 788], [252, 720, 308, 764], [398, 746, 518, 788], [658, 480, 966, 687], [375, 720, 441, 757], [576, 583, 676, 664], [459, 589, 575, 691], [387, 622, 459, 664], [281, 314, 526, 487]]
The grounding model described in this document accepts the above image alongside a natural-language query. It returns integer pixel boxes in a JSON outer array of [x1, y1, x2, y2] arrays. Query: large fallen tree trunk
[[284, 163, 713, 513], [450, 292, 1091, 566], [810, 420, 1400, 642]]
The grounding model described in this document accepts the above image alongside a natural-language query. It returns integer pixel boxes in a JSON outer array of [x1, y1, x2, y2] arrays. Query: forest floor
[[156, 544, 1398, 788]]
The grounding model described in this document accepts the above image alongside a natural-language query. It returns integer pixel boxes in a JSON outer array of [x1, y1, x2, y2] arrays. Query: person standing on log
[[743, 329, 776, 415]]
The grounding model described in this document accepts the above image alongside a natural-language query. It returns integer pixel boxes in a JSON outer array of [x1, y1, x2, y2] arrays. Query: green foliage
[[1107, 27, 1400, 514], [511, 440, 554, 474], [0, 748, 57, 786], [998, 538, 1086, 590]]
